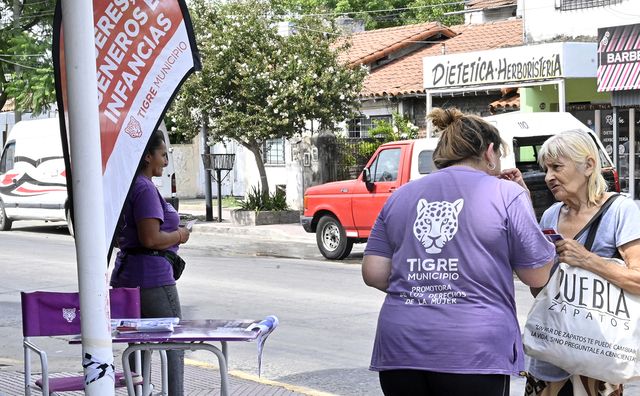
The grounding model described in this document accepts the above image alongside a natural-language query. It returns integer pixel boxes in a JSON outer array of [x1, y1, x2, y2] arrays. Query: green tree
[[367, 111, 419, 141], [0, 0, 56, 114], [168, 0, 366, 196]]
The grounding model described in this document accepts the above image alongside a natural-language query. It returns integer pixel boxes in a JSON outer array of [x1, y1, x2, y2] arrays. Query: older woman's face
[[543, 156, 589, 201]]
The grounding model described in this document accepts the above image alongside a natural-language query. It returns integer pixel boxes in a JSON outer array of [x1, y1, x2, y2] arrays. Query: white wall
[[360, 101, 397, 119], [173, 134, 306, 209], [523, 0, 640, 42], [173, 137, 245, 199], [172, 137, 200, 199], [466, 8, 516, 25], [241, 141, 289, 190]]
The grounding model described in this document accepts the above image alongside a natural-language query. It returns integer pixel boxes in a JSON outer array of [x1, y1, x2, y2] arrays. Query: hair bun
[[428, 107, 464, 130]]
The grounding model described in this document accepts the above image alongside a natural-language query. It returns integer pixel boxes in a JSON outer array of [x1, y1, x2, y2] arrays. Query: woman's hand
[[554, 239, 595, 269], [499, 168, 528, 191], [177, 226, 191, 245], [555, 239, 640, 295]]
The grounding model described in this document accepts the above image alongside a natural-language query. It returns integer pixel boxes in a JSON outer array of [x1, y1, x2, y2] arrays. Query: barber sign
[[597, 23, 640, 92]]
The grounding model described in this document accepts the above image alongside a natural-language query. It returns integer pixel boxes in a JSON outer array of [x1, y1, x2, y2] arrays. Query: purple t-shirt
[[364, 166, 555, 375], [110, 175, 179, 288]]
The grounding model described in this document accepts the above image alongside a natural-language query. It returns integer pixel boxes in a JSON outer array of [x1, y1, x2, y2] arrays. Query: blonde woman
[[525, 130, 640, 396]]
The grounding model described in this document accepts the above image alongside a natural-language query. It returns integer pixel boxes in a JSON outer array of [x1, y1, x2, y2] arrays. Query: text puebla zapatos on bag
[[523, 259, 640, 384]]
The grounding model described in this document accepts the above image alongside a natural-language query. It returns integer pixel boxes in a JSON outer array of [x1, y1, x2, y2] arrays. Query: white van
[[0, 118, 178, 232], [484, 111, 619, 219]]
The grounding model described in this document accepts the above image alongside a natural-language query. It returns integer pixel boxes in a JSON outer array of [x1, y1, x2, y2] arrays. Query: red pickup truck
[[301, 112, 619, 260]]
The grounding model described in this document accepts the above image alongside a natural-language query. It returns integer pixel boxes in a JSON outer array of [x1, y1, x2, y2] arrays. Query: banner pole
[[60, 0, 114, 394]]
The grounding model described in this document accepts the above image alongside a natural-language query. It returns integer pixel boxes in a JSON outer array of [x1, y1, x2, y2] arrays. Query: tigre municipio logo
[[124, 116, 143, 138], [413, 198, 463, 254], [62, 307, 77, 323]]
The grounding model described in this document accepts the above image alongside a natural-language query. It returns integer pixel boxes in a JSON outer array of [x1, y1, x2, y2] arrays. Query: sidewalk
[[0, 362, 325, 395], [179, 199, 316, 244]]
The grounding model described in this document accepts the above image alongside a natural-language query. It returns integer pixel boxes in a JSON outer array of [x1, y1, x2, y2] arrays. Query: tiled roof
[[490, 88, 520, 111], [361, 19, 523, 98], [467, 0, 517, 10], [489, 94, 520, 111], [339, 22, 456, 66]]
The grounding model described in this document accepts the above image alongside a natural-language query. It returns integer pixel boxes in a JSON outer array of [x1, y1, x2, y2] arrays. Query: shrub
[[239, 186, 289, 211]]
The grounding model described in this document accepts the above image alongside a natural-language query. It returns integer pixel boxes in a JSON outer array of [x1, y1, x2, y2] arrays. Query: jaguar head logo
[[62, 307, 77, 323], [413, 198, 464, 254], [124, 117, 142, 138]]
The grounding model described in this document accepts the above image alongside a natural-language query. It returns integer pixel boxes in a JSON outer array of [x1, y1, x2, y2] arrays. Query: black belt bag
[[124, 247, 186, 280]]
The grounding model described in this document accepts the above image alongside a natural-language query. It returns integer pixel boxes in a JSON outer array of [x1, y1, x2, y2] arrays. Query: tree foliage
[[275, 0, 464, 30], [168, 0, 367, 195], [0, 0, 56, 114]]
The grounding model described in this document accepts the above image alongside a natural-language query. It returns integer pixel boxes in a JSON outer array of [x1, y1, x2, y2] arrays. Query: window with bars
[[555, 0, 622, 11], [347, 115, 392, 138], [262, 138, 285, 166]]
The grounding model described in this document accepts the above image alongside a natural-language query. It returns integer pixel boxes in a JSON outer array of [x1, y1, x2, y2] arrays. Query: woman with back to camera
[[362, 107, 555, 396], [110, 130, 190, 395], [525, 130, 640, 396]]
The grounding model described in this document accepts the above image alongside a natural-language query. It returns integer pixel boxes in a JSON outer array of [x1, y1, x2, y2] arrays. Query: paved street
[[1, 213, 639, 395], [0, 221, 379, 395]]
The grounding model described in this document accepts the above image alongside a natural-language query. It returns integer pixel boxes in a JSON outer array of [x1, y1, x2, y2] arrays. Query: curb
[[191, 223, 316, 244], [185, 358, 335, 396], [229, 370, 336, 396]]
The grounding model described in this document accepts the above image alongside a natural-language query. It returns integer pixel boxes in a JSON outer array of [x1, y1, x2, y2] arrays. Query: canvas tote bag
[[523, 195, 640, 384], [523, 259, 640, 384]]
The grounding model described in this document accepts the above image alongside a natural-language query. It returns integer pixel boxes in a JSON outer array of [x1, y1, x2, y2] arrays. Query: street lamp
[[202, 153, 235, 222]]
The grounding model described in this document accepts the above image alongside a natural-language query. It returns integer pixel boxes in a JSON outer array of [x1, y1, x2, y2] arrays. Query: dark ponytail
[[429, 107, 505, 169]]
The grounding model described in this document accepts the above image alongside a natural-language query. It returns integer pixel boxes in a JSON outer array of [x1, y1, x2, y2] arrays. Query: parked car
[[0, 118, 178, 233], [301, 112, 619, 260]]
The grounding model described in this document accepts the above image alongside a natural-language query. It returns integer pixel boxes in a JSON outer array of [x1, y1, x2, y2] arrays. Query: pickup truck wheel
[[0, 200, 12, 231], [316, 215, 354, 260]]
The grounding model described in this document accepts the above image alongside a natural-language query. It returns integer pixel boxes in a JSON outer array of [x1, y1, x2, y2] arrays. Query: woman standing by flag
[[110, 130, 189, 395]]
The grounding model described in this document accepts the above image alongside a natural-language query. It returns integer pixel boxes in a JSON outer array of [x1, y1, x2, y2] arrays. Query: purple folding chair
[[21, 288, 142, 395]]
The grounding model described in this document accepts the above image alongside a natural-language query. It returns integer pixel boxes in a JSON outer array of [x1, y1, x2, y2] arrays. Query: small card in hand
[[180, 219, 196, 232], [542, 228, 563, 242]]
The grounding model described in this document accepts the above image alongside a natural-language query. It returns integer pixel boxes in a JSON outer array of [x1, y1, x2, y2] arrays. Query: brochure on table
[[112, 317, 180, 333]]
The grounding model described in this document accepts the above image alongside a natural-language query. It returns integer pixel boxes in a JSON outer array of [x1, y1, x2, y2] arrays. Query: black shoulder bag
[[574, 193, 620, 255], [124, 247, 186, 280]]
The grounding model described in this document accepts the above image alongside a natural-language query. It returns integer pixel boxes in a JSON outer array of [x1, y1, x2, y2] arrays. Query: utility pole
[[61, 0, 114, 392], [201, 114, 213, 221]]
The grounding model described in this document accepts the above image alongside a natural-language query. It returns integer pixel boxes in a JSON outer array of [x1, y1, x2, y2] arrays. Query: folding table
[[73, 319, 261, 396]]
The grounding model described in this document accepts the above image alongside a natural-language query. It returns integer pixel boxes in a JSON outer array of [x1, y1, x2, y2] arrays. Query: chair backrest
[[21, 288, 140, 337]]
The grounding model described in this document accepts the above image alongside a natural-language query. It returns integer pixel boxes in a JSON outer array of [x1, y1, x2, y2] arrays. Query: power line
[[0, 57, 49, 70], [292, 25, 342, 36], [0, 53, 48, 58], [226, 1, 467, 20], [15, 0, 55, 6], [19, 11, 55, 18], [292, 1, 467, 18]]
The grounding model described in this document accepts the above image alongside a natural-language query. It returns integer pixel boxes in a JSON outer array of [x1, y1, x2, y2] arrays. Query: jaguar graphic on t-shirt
[[412, 198, 463, 254]]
